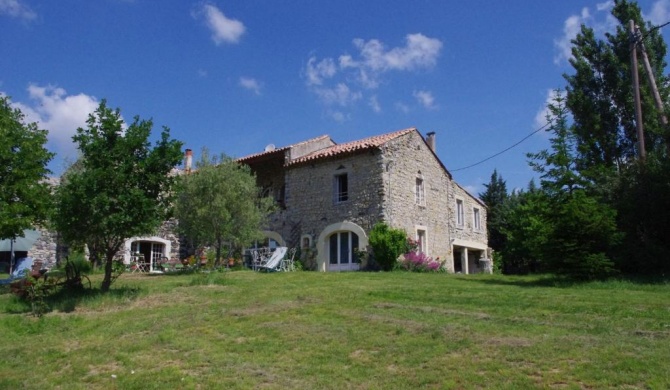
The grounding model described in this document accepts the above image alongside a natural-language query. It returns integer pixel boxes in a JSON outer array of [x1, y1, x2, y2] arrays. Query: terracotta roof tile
[[289, 127, 416, 165], [236, 135, 331, 163]]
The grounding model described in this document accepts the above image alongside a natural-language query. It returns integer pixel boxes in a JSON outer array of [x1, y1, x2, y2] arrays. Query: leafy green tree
[[479, 169, 508, 252], [0, 96, 54, 241], [528, 90, 621, 278], [529, 90, 589, 195], [497, 183, 550, 274], [613, 154, 670, 274], [561, 1, 670, 276], [53, 101, 183, 292], [368, 222, 409, 271], [174, 149, 274, 265], [565, 0, 670, 173]]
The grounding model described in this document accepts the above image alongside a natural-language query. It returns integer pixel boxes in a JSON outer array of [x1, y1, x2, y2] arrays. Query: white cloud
[[553, 2, 624, 65], [534, 89, 555, 130], [645, 0, 670, 25], [313, 83, 362, 107], [305, 33, 442, 119], [554, 7, 592, 65], [395, 102, 410, 114], [413, 90, 436, 109], [239, 77, 262, 95], [534, 89, 568, 133], [347, 33, 442, 88], [596, 1, 614, 12], [328, 110, 348, 122], [10, 84, 99, 163], [0, 0, 36, 20], [368, 95, 381, 113], [305, 57, 337, 86], [463, 184, 480, 196], [356, 33, 442, 72], [193, 3, 245, 45]]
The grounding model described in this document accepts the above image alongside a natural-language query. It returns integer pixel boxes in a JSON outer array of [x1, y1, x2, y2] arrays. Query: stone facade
[[4, 128, 489, 274], [239, 127, 489, 273], [2, 220, 181, 272]]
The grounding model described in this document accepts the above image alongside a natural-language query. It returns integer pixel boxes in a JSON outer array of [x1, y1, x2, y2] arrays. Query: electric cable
[[450, 121, 551, 172]]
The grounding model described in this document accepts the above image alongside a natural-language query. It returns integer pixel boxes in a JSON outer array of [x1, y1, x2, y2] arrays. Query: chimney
[[426, 132, 436, 152], [184, 149, 193, 173]]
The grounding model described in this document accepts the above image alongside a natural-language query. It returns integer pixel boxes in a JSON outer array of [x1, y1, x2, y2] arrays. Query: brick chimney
[[426, 132, 436, 152], [184, 149, 193, 173]]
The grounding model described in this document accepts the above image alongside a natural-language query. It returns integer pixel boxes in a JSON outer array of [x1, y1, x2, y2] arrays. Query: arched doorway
[[316, 222, 368, 272], [124, 237, 171, 272]]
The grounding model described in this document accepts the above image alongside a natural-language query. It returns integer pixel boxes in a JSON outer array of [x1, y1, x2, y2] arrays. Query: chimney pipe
[[184, 149, 193, 173], [426, 132, 436, 152]]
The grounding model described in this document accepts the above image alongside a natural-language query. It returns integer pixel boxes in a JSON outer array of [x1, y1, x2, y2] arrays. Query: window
[[328, 232, 360, 265], [456, 199, 464, 227], [416, 229, 427, 253], [334, 173, 348, 203], [131, 240, 166, 270], [473, 207, 481, 230], [415, 177, 425, 205]]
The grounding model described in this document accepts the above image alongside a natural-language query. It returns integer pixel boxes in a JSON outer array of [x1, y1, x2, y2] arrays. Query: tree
[[0, 96, 54, 241], [562, 1, 670, 276], [497, 182, 550, 274], [528, 90, 589, 195], [565, 0, 670, 173], [613, 154, 670, 274], [528, 90, 621, 278], [53, 101, 183, 292], [479, 169, 508, 252], [174, 150, 274, 265]]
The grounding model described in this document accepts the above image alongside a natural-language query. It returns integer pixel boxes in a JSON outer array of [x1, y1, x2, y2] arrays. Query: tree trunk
[[215, 238, 222, 267], [100, 252, 114, 292]]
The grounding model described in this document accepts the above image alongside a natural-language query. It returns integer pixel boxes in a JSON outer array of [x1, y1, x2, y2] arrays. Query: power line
[[452, 20, 670, 174], [451, 122, 550, 172], [630, 20, 670, 54]]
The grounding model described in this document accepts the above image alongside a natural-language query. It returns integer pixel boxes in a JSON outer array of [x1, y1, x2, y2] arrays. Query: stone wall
[[27, 229, 61, 268], [451, 183, 488, 244], [157, 218, 181, 259], [380, 131, 455, 270], [262, 130, 489, 273], [24, 218, 182, 269], [277, 151, 385, 244]]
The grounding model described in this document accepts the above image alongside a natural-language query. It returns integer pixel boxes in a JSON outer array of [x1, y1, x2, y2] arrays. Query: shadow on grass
[[3, 284, 144, 315], [459, 273, 670, 289], [458, 274, 578, 288]]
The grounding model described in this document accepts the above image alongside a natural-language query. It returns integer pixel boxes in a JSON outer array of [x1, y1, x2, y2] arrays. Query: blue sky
[[3, 0, 670, 194]]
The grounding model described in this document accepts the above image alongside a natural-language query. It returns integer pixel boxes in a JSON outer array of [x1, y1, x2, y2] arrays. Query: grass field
[[1, 271, 669, 389]]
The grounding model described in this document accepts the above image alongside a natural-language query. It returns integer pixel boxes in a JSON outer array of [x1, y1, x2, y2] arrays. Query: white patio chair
[[281, 248, 297, 272], [251, 248, 270, 271], [257, 247, 287, 272]]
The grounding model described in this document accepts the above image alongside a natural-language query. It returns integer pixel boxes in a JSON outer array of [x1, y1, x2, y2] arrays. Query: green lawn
[[1, 271, 668, 389]]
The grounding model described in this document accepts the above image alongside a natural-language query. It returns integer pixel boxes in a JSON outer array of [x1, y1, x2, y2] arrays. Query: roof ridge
[[237, 134, 332, 162], [288, 127, 417, 165]]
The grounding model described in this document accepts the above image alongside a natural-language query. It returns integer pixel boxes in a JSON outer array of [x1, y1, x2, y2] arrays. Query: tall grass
[[1, 271, 668, 389]]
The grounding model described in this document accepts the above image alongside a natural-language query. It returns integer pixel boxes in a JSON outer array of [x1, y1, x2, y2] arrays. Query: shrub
[[399, 251, 442, 272], [368, 223, 409, 271], [62, 251, 92, 274]]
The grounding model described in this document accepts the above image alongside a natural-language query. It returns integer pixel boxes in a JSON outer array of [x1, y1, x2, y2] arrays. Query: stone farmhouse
[[0, 127, 489, 274], [237, 127, 489, 273]]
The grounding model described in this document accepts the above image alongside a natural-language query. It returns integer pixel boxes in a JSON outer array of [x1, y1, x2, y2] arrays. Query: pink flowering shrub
[[399, 251, 442, 272]]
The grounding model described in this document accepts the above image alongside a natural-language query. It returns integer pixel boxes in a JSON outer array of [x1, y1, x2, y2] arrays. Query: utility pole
[[635, 24, 670, 152], [630, 20, 646, 162]]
